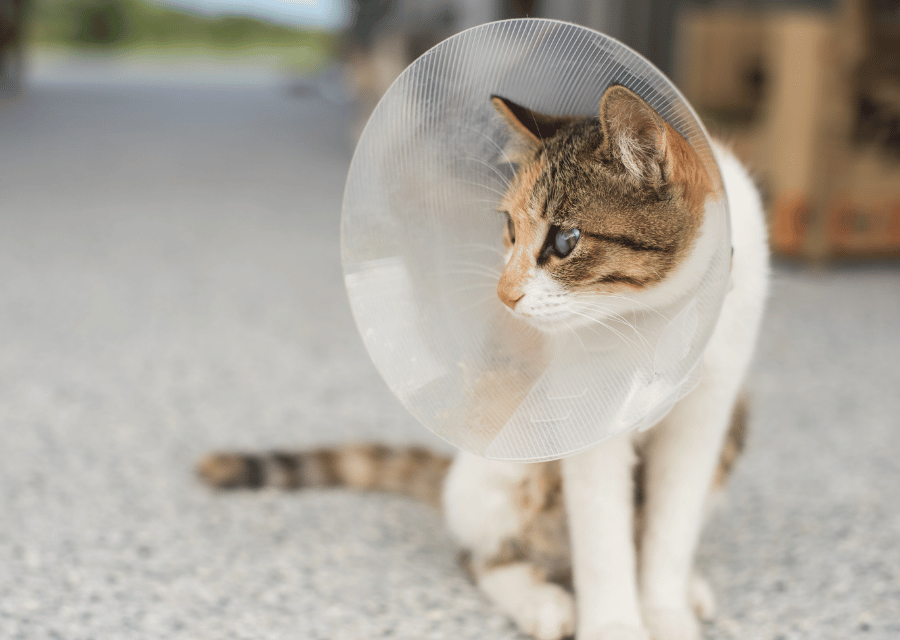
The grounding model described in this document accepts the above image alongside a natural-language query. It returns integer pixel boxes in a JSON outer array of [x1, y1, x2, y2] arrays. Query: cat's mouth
[[507, 303, 583, 333], [509, 295, 634, 336], [515, 311, 561, 332]]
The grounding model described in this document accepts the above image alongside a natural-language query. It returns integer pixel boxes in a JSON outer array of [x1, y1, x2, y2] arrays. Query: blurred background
[[4, 0, 899, 258], [0, 1, 898, 639]]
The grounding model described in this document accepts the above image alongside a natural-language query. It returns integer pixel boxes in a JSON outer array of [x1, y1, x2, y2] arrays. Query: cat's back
[[707, 139, 770, 373]]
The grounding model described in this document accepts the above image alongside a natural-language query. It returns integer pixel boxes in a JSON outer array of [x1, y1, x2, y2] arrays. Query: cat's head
[[491, 85, 717, 332]]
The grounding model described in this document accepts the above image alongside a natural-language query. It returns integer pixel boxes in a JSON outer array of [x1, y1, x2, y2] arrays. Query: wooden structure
[[677, 0, 900, 259]]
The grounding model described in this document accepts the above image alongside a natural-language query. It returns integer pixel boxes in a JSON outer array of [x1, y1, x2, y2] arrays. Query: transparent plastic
[[342, 19, 731, 461]]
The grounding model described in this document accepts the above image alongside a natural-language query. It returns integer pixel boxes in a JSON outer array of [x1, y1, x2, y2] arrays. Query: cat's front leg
[[639, 374, 740, 640], [562, 433, 649, 640]]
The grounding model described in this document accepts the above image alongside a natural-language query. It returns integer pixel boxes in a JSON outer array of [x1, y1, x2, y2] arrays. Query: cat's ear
[[491, 96, 573, 158], [599, 85, 716, 206], [598, 85, 668, 187]]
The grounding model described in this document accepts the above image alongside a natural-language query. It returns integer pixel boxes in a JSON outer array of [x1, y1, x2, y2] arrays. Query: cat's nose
[[497, 272, 524, 310]]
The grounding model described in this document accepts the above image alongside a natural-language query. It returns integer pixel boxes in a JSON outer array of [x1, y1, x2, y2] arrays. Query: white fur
[[444, 141, 769, 640], [443, 454, 526, 557], [477, 563, 576, 640], [614, 124, 658, 187], [562, 433, 644, 634], [515, 269, 574, 330]]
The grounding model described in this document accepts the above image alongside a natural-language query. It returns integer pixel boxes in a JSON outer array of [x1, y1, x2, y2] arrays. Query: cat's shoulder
[[710, 138, 769, 288], [704, 138, 769, 374], [709, 139, 766, 237]]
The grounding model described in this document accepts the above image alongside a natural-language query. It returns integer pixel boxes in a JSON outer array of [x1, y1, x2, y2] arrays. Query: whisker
[[564, 317, 607, 342], [458, 197, 512, 208], [437, 268, 503, 281], [573, 302, 660, 336], [594, 320, 652, 358], [567, 309, 651, 357], [457, 156, 513, 191], [436, 269, 500, 287], [452, 242, 506, 257], [573, 303, 657, 351], [448, 123, 518, 168], [528, 110, 545, 145], [446, 283, 498, 296], [561, 319, 588, 356], [450, 178, 508, 199], [459, 297, 496, 313], [448, 258, 503, 272], [576, 292, 670, 321], [443, 266, 503, 281]]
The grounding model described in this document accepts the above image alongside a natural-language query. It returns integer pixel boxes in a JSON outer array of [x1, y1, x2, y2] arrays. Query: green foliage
[[74, 1, 129, 46], [26, 0, 338, 67]]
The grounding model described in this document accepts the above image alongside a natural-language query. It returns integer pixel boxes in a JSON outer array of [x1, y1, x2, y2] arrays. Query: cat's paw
[[643, 608, 701, 640], [688, 573, 716, 621], [511, 583, 575, 640], [478, 564, 574, 640], [581, 623, 650, 640]]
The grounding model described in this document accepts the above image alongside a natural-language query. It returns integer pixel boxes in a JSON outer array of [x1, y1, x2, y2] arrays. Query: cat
[[198, 84, 769, 640]]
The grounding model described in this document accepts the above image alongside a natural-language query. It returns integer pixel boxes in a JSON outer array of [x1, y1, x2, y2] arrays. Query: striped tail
[[196, 444, 452, 506]]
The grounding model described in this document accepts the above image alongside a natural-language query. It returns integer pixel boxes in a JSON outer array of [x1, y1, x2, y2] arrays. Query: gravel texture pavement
[[0, 69, 897, 640]]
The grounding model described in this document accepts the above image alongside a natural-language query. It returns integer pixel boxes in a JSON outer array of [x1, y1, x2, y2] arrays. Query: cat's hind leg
[[474, 560, 575, 640], [445, 454, 575, 640]]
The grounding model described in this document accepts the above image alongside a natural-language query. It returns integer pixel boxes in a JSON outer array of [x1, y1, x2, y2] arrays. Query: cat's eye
[[551, 227, 580, 257], [504, 212, 515, 243]]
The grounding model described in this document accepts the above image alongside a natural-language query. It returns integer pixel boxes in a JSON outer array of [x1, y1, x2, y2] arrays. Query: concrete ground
[[0, 63, 897, 640]]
